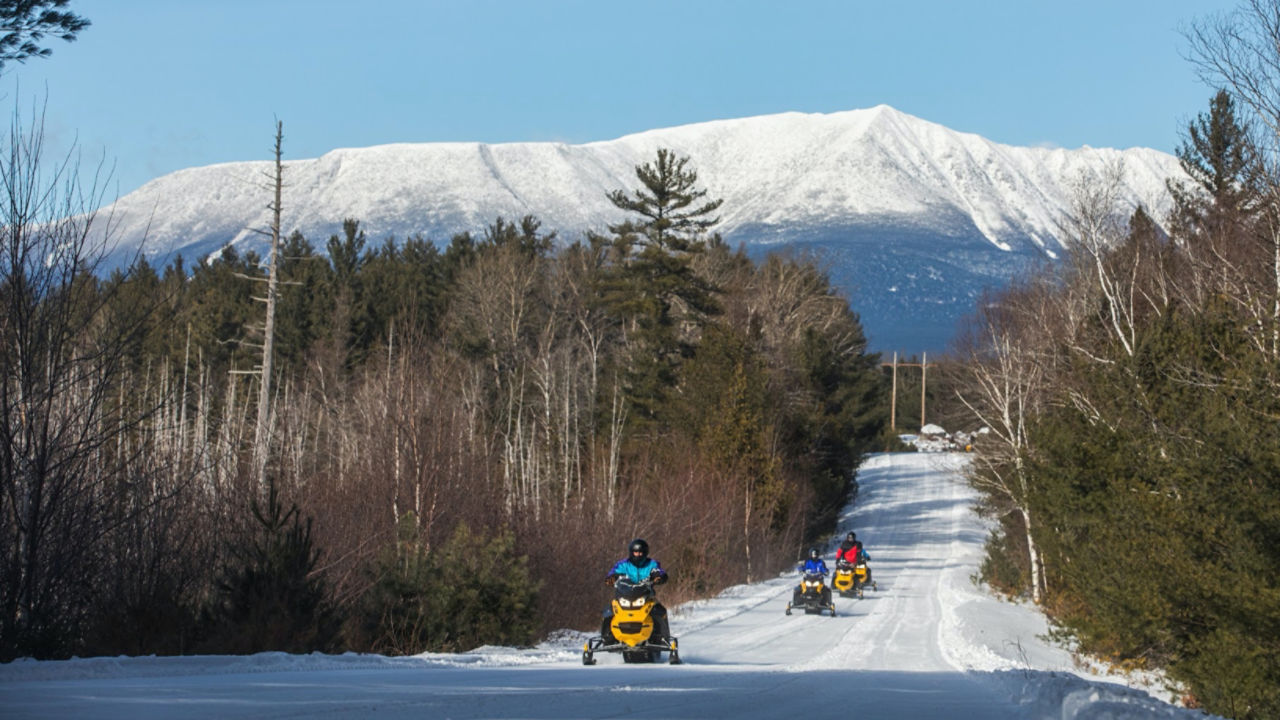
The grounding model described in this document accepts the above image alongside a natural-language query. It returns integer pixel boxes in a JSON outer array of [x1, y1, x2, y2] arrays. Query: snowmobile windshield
[[614, 578, 655, 602]]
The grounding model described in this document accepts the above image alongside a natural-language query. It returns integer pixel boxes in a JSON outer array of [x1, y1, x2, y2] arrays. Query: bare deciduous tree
[[1065, 159, 1144, 358], [0, 99, 152, 657]]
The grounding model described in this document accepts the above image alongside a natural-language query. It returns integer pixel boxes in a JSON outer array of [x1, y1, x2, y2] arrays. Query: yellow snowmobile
[[583, 578, 681, 665], [854, 560, 876, 594], [833, 559, 877, 598], [833, 560, 858, 598], [786, 571, 836, 616]]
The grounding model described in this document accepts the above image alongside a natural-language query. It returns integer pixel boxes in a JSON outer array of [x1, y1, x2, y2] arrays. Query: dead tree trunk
[[252, 122, 285, 492]]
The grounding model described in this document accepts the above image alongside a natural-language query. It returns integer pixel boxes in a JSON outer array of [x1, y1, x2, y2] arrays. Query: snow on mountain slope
[[95, 106, 1187, 352], [0, 453, 1213, 720]]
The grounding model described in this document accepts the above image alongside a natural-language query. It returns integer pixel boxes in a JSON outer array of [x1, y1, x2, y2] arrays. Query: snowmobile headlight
[[619, 597, 646, 609]]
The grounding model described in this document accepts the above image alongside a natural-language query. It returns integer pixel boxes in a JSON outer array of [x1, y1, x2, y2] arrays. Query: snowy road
[[0, 453, 1210, 719]]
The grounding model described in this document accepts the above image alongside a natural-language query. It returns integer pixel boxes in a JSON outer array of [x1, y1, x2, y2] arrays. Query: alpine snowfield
[[0, 453, 1214, 719]]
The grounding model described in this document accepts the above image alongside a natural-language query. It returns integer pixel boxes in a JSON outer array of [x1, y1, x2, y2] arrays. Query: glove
[[650, 572, 667, 585], [605, 574, 617, 585]]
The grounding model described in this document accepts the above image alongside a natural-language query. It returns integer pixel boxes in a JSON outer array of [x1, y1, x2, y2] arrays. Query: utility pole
[[889, 352, 898, 430], [881, 353, 935, 431], [921, 351, 927, 429]]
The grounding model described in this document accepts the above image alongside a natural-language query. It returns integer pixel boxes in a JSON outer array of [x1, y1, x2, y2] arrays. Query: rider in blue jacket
[[792, 547, 832, 606], [800, 547, 830, 576], [607, 538, 668, 585], [602, 538, 671, 642]]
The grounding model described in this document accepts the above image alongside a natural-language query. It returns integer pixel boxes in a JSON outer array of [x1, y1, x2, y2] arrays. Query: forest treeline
[[0, 127, 891, 663], [951, 41, 1280, 720]]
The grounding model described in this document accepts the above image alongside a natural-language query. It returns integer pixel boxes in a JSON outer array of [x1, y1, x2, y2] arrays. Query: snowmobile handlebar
[[614, 576, 656, 588]]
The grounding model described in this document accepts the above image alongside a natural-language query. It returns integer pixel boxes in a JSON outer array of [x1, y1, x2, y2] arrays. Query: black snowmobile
[[786, 570, 836, 617]]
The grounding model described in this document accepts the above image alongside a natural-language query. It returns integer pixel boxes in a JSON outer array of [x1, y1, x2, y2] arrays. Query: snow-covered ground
[[0, 453, 1217, 719]]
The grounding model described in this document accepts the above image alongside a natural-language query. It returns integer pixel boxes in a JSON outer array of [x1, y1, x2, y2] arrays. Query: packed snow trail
[[0, 453, 1213, 719]]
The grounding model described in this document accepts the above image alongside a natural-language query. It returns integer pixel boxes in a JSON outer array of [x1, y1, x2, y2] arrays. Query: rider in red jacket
[[836, 532, 862, 565], [836, 532, 871, 585]]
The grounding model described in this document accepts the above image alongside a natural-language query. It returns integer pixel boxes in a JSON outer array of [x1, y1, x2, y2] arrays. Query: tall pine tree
[[1168, 89, 1260, 242], [596, 149, 723, 421]]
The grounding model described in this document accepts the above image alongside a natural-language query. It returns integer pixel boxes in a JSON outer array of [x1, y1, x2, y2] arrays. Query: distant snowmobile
[[833, 559, 877, 598], [833, 560, 858, 597], [787, 570, 837, 617]]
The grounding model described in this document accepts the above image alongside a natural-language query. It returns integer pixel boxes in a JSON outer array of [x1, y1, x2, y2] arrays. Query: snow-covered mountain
[[98, 105, 1186, 352]]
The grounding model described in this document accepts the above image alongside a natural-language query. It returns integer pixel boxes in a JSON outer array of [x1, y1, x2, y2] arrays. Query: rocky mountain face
[[96, 105, 1185, 352]]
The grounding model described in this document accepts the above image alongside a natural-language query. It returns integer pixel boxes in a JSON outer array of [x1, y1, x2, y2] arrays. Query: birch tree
[[953, 284, 1051, 602], [1065, 160, 1143, 358]]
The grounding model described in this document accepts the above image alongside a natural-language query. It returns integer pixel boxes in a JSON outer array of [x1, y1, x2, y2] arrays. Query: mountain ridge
[[97, 105, 1187, 352]]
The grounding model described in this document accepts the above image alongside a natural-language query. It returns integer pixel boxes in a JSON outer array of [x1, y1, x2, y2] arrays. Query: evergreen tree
[[1019, 296, 1280, 718], [204, 481, 340, 654], [442, 231, 479, 285], [597, 149, 723, 421], [275, 230, 333, 373], [792, 321, 886, 524], [101, 257, 167, 371], [1168, 89, 1260, 242], [606, 148, 723, 254], [183, 246, 259, 373], [0, 0, 89, 70], [357, 520, 539, 654], [483, 215, 555, 257], [362, 234, 446, 342], [326, 218, 373, 366]]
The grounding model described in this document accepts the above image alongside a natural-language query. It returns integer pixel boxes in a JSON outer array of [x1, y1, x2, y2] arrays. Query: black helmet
[[628, 538, 649, 564], [809, 547, 820, 560], [846, 532, 856, 543]]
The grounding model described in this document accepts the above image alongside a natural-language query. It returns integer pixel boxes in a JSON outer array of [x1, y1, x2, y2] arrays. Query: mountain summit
[[99, 105, 1185, 352]]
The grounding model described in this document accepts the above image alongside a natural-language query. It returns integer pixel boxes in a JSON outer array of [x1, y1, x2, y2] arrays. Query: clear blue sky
[[8, 0, 1233, 197]]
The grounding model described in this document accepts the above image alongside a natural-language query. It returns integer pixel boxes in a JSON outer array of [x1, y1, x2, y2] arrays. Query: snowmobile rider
[[836, 532, 872, 584], [793, 547, 832, 606], [835, 532, 859, 566], [603, 538, 671, 642]]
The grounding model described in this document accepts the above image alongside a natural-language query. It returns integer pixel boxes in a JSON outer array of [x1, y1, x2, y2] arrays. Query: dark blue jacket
[[799, 558, 829, 575]]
